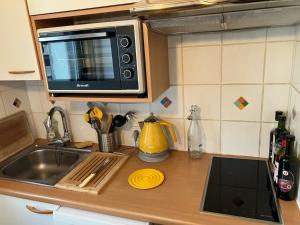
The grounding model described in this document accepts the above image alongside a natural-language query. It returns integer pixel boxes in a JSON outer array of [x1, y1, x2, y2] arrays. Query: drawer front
[[27, 0, 141, 15]]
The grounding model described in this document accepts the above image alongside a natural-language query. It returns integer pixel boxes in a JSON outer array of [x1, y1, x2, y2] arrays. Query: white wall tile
[[69, 114, 97, 142], [262, 85, 290, 122], [151, 86, 183, 118], [168, 35, 181, 48], [267, 26, 296, 42], [221, 121, 260, 157], [32, 112, 47, 139], [265, 42, 295, 83], [183, 46, 221, 84], [292, 42, 300, 92], [1, 86, 31, 116], [222, 85, 263, 122], [222, 43, 265, 84], [40, 90, 66, 112], [0, 96, 6, 119], [161, 118, 185, 151], [169, 48, 183, 85], [120, 103, 151, 127], [185, 120, 220, 153], [260, 123, 276, 158], [26, 85, 43, 113], [120, 126, 140, 147], [223, 28, 266, 44], [120, 103, 150, 116], [289, 87, 300, 144], [102, 103, 121, 115], [182, 32, 221, 47], [66, 102, 89, 115], [184, 85, 220, 120], [26, 112, 37, 139]]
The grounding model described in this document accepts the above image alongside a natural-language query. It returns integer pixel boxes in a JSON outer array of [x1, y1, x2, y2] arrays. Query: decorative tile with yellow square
[[234, 97, 249, 110]]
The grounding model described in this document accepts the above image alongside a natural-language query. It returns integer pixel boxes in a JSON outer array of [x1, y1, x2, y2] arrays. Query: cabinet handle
[[8, 70, 35, 75], [26, 205, 53, 215]]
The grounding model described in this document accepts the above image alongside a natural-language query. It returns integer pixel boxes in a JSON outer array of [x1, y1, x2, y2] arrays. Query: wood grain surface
[[0, 150, 299, 225], [0, 111, 34, 162]]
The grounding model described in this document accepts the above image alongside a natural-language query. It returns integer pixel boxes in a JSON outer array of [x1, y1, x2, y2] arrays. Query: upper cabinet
[[27, 0, 141, 15], [0, 1, 40, 81]]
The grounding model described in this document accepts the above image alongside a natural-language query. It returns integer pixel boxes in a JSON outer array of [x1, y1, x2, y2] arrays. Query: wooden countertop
[[0, 150, 299, 225]]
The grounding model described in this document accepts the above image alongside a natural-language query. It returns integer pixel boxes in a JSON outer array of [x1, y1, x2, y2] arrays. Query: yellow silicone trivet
[[128, 169, 165, 190]]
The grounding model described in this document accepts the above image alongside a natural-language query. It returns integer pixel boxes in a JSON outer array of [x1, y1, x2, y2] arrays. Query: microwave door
[[40, 29, 122, 93]]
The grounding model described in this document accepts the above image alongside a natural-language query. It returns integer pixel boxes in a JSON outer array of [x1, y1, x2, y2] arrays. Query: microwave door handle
[[39, 32, 110, 42]]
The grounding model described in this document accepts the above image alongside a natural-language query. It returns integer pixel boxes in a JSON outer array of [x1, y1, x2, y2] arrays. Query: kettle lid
[[144, 112, 159, 122]]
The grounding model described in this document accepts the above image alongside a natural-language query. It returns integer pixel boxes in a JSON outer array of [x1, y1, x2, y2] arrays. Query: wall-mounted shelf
[[29, 5, 169, 103]]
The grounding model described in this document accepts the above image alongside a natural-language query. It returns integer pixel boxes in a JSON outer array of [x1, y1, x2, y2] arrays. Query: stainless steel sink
[[0, 145, 91, 186]]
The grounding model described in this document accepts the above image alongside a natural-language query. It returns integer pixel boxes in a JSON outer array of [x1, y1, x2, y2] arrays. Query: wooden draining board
[[55, 152, 129, 194]]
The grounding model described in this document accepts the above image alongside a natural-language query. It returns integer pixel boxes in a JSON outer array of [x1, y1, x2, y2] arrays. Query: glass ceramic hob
[[202, 157, 282, 224]]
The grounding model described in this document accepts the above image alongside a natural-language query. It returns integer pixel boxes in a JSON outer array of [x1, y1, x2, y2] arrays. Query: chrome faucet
[[44, 106, 72, 146]]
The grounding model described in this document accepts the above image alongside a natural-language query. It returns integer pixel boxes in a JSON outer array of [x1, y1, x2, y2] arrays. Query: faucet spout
[[45, 106, 72, 146]]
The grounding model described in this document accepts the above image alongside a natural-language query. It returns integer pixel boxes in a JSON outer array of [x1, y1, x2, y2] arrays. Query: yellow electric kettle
[[138, 113, 177, 162]]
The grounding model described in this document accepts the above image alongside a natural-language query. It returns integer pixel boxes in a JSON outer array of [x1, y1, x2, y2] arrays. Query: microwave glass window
[[43, 38, 115, 81]]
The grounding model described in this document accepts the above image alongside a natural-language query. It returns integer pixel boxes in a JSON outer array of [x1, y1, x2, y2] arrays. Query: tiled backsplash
[[0, 24, 299, 205], [0, 25, 299, 161]]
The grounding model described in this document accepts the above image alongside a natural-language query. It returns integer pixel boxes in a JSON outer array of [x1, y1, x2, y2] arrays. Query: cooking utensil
[[79, 158, 110, 188], [112, 111, 136, 128], [106, 114, 113, 133]]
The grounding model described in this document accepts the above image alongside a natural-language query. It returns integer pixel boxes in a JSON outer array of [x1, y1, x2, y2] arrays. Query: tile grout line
[[291, 84, 300, 94], [176, 40, 296, 49], [219, 31, 224, 154], [258, 28, 268, 157], [287, 39, 297, 129], [180, 83, 291, 86], [179, 34, 187, 150]]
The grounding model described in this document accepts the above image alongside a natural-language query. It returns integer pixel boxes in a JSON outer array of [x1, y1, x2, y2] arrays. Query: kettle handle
[[160, 121, 177, 143]]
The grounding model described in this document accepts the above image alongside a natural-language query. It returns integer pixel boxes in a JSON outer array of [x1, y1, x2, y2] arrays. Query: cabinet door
[[54, 207, 150, 225], [27, 0, 141, 15], [0, 1, 40, 80], [0, 194, 59, 225]]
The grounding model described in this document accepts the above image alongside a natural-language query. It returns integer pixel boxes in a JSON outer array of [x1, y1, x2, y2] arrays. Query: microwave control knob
[[123, 69, 134, 79], [120, 37, 131, 48], [122, 53, 132, 64]]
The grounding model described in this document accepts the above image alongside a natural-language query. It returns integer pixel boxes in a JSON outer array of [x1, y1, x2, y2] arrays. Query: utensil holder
[[98, 131, 120, 153]]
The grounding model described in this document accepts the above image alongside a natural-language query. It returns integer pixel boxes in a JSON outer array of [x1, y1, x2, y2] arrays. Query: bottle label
[[273, 162, 279, 183], [278, 170, 294, 193], [271, 137, 275, 163]]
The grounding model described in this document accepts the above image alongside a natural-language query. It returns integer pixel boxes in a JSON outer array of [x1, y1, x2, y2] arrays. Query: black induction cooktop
[[202, 157, 282, 224]]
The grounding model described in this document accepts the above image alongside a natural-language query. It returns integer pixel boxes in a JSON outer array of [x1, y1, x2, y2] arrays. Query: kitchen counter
[[0, 149, 299, 225]]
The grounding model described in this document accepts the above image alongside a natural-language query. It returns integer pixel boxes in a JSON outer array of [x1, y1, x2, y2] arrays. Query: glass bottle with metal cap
[[187, 105, 204, 159]]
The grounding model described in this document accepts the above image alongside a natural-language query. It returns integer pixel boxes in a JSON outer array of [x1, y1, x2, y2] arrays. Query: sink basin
[[0, 145, 90, 186]]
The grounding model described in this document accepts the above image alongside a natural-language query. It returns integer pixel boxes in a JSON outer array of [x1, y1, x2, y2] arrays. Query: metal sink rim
[[0, 144, 91, 187]]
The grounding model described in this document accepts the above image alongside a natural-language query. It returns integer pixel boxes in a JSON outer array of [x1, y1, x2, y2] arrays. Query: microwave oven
[[38, 20, 145, 95]]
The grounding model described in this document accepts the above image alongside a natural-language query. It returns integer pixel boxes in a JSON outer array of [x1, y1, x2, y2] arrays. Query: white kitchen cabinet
[[0, 194, 59, 225], [0, 1, 40, 81], [53, 207, 150, 225], [27, 0, 141, 15]]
